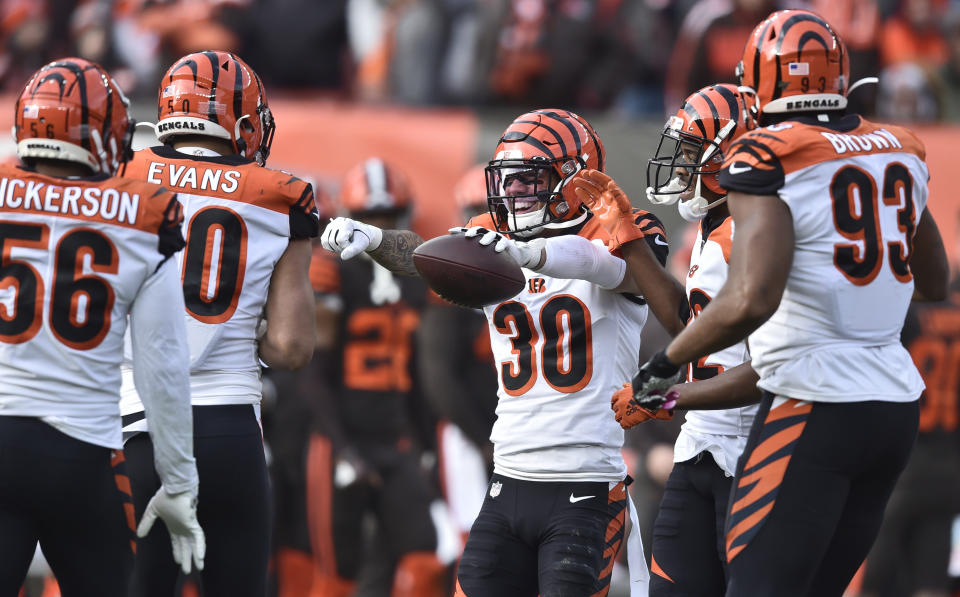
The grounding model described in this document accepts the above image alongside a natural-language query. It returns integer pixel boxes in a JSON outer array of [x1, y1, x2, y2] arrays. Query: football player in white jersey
[[0, 58, 203, 595], [321, 109, 687, 597], [119, 51, 319, 597], [627, 10, 950, 597], [593, 83, 761, 596]]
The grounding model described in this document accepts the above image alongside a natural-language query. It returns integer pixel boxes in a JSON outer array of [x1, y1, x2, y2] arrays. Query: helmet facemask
[[646, 117, 735, 222], [485, 156, 583, 237]]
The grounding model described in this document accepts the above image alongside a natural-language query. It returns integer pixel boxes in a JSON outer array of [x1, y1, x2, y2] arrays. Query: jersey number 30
[[493, 295, 593, 396]]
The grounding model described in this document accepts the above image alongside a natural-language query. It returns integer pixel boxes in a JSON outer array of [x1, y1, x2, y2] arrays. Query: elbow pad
[[536, 235, 626, 289]]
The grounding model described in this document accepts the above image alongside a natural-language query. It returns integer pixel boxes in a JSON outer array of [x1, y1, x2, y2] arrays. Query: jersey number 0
[[181, 206, 247, 324]]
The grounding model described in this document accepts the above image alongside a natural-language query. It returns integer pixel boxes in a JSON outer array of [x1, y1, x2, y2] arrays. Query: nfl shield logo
[[490, 481, 502, 498]]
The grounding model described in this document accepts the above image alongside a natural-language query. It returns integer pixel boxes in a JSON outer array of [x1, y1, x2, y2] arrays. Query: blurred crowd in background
[[4, 0, 960, 121], [7, 2, 960, 596]]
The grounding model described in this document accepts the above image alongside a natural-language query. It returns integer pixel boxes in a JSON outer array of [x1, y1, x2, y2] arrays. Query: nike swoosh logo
[[569, 493, 595, 503], [727, 163, 752, 175], [653, 236, 668, 246]]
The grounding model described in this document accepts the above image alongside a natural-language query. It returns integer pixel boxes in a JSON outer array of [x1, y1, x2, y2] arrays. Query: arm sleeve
[[129, 258, 198, 495], [633, 210, 669, 266], [537, 234, 626, 289], [289, 183, 320, 240], [718, 135, 787, 195]]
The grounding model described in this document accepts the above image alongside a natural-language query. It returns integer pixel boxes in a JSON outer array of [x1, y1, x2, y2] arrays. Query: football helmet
[[486, 109, 605, 236], [15, 58, 134, 175], [736, 9, 849, 115], [338, 157, 413, 216], [157, 51, 275, 165], [454, 163, 488, 219], [647, 84, 757, 221]]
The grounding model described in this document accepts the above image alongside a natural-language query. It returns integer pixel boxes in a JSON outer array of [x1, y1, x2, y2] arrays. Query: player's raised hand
[[568, 170, 643, 249], [611, 383, 676, 428], [321, 217, 384, 260], [137, 487, 206, 574]]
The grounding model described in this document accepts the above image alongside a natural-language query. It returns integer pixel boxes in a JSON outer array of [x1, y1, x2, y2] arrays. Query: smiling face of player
[[502, 167, 555, 215]]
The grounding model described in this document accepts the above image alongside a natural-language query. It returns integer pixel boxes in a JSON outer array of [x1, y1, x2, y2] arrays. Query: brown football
[[413, 234, 525, 308]]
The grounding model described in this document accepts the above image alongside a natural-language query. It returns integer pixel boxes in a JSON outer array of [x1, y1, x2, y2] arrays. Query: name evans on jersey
[[146, 162, 241, 194]]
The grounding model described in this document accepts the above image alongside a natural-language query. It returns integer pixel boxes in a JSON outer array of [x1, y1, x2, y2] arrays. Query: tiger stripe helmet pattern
[[157, 50, 275, 165], [486, 108, 605, 235], [648, 83, 757, 201], [338, 157, 413, 215], [736, 9, 849, 115], [15, 57, 134, 175]]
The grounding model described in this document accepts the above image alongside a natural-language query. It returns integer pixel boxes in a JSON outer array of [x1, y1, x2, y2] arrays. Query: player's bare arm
[[663, 192, 793, 365], [368, 229, 424, 276], [669, 362, 761, 410], [617, 239, 687, 336], [910, 209, 949, 301], [320, 217, 424, 275], [260, 238, 316, 369], [568, 169, 686, 335]]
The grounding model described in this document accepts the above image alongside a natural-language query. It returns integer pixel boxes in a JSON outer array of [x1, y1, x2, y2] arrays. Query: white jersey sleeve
[[129, 257, 197, 493]]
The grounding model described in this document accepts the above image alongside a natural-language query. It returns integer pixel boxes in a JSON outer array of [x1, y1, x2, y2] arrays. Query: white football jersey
[[120, 146, 317, 418], [674, 214, 756, 476], [474, 214, 661, 483], [0, 164, 183, 448], [720, 116, 928, 403]]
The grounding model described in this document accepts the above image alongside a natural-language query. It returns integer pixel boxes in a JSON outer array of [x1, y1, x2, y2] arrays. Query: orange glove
[[611, 383, 674, 429], [568, 170, 644, 249]]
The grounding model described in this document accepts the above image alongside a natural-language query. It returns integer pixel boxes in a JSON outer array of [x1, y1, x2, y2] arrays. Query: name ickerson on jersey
[[146, 162, 241, 194], [0, 177, 140, 224]]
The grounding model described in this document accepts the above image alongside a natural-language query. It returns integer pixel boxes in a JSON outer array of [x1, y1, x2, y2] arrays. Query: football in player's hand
[[413, 234, 525, 308]]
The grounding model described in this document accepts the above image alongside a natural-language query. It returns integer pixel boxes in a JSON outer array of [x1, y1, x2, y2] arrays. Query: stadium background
[[7, 0, 960, 595]]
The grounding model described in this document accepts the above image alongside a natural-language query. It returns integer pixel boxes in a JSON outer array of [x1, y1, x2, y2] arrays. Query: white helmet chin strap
[[678, 194, 727, 222], [847, 76, 879, 95], [646, 177, 685, 205]]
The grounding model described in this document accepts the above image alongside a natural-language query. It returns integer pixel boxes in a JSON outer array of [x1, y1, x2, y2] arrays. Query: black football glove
[[631, 350, 684, 409]]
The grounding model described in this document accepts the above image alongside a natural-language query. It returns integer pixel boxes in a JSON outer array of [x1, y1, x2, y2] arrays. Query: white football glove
[[137, 487, 206, 574], [320, 217, 384, 260], [449, 226, 544, 269]]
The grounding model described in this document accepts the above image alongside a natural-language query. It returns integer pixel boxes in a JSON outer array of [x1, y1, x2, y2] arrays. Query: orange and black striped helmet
[[486, 109, 604, 235], [648, 83, 757, 201], [157, 51, 275, 165], [338, 158, 413, 216], [15, 58, 134, 175], [736, 9, 849, 115]]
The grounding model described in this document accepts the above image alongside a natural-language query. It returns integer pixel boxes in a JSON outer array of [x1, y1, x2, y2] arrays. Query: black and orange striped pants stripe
[[723, 392, 918, 597]]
